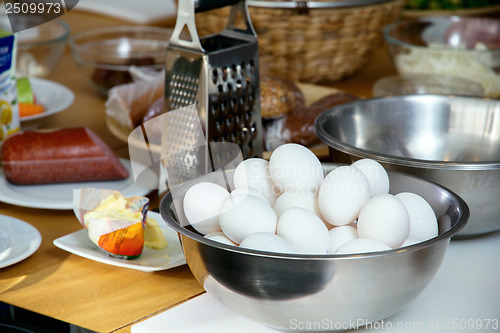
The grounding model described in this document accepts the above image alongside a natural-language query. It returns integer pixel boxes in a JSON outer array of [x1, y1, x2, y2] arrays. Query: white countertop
[[132, 231, 500, 332]]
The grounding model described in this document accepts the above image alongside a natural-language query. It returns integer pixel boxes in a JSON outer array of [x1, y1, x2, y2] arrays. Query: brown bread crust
[[284, 92, 360, 146]]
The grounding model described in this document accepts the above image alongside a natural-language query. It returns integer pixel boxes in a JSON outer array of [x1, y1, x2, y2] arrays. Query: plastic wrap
[[105, 69, 164, 129], [73, 188, 149, 259]]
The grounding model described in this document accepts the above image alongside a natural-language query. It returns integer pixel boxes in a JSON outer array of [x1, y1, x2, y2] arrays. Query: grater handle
[[169, 0, 256, 51], [195, 0, 241, 13]]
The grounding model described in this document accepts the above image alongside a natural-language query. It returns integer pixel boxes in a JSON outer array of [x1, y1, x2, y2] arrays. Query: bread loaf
[[260, 76, 305, 119], [264, 92, 360, 150]]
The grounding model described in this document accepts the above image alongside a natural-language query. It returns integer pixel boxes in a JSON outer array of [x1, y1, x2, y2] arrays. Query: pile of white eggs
[[182, 143, 438, 255]]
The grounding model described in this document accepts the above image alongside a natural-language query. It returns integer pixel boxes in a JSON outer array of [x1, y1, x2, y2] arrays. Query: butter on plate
[[144, 216, 168, 250], [74, 188, 150, 259]]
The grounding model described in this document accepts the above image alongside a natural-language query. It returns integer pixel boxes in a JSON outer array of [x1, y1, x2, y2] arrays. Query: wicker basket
[[195, 0, 405, 83]]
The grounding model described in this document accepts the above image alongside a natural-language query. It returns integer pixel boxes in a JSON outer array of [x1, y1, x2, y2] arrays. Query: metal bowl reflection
[[315, 94, 500, 237], [160, 164, 468, 332]]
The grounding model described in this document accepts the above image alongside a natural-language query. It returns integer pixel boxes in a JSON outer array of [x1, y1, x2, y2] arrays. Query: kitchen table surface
[[0, 7, 399, 333]]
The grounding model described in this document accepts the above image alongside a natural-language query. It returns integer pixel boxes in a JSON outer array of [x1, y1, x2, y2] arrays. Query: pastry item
[[286, 92, 360, 146], [264, 92, 360, 150], [260, 76, 305, 119]]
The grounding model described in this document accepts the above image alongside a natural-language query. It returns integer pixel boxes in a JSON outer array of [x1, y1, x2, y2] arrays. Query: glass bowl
[[372, 74, 485, 97], [69, 26, 172, 97], [383, 16, 500, 98], [0, 16, 70, 78]]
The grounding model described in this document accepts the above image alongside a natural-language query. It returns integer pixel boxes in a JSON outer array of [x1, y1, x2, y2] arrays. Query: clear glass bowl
[[383, 16, 500, 98], [69, 26, 172, 97], [373, 74, 485, 97], [0, 16, 70, 78]]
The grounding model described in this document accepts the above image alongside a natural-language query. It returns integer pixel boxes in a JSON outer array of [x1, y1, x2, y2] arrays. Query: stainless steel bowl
[[160, 164, 468, 332], [315, 94, 500, 237]]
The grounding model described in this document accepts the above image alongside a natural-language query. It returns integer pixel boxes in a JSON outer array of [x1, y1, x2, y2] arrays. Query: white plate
[[0, 158, 154, 210], [20, 77, 75, 128], [53, 211, 186, 272], [0, 214, 42, 269]]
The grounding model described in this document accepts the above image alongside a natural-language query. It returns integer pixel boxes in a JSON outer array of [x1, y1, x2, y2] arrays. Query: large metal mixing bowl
[[315, 94, 500, 237], [160, 164, 468, 332]]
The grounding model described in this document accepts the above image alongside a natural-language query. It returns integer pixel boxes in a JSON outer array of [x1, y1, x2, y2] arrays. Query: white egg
[[205, 232, 237, 246], [318, 166, 370, 226], [357, 194, 410, 248], [233, 158, 279, 205], [400, 238, 420, 247], [183, 182, 229, 235], [352, 158, 390, 196], [219, 193, 277, 244], [269, 143, 324, 193], [273, 190, 322, 218], [336, 238, 392, 254], [329, 225, 358, 253], [239, 232, 296, 254], [231, 187, 268, 203], [277, 207, 331, 254], [396, 192, 438, 241]]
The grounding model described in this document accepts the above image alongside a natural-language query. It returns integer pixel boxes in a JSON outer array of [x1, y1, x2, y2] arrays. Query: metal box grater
[[164, 0, 262, 160]]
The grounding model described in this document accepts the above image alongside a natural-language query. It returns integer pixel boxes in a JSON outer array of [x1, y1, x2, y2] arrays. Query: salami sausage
[[1, 127, 129, 185]]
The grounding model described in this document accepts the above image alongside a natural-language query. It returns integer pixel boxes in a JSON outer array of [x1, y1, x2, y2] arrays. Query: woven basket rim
[[247, 0, 397, 9]]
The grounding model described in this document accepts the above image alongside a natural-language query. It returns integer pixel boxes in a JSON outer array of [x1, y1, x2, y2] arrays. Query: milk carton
[[0, 30, 19, 144]]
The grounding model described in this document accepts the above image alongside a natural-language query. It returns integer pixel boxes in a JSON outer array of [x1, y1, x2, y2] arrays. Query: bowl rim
[[69, 25, 172, 53], [383, 16, 500, 52], [247, 0, 396, 9], [16, 19, 70, 48], [372, 74, 485, 97], [69, 25, 171, 67], [315, 94, 500, 170], [159, 165, 469, 260]]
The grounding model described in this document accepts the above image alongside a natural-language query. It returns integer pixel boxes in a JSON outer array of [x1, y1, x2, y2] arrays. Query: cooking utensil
[[315, 94, 500, 237], [165, 0, 262, 159], [159, 163, 469, 332]]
